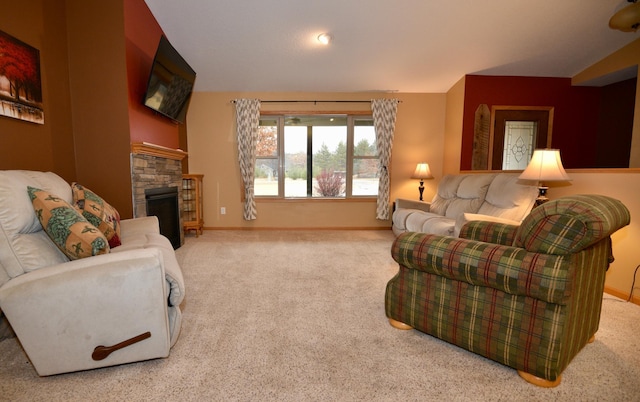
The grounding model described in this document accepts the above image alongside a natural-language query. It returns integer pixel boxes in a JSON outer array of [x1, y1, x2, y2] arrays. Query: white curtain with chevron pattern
[[371, 98, 399, 220], [235, 99, 261, 220]]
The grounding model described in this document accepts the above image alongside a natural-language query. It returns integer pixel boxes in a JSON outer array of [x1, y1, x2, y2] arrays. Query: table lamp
[[411, 163, 434, 201], [519, 149, 571, 206]]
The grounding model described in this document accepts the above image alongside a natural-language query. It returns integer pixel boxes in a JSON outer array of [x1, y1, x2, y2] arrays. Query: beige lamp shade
[[519, 149, 571, 182], [609, 1, 640, 32], [411, 163, 434, 180]]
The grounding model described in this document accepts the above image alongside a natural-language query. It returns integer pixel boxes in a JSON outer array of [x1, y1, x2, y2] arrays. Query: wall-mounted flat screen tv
[[143, 35, 196, 124]]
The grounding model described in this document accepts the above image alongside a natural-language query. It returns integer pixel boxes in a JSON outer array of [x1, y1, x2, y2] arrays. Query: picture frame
[[0, 29, 44, 124]]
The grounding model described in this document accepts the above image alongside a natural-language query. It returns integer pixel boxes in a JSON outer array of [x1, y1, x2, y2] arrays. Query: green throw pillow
[[28, 186, 110, 260]]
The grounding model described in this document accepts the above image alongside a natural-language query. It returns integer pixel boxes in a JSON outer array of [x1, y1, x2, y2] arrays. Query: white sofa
[[0, 170, 185, 376], [392, 173, 538, 237]]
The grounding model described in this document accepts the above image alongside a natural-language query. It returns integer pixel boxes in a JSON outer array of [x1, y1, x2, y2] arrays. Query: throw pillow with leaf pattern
[[28, 186, 109, 260], [71, 183, 121, 248]]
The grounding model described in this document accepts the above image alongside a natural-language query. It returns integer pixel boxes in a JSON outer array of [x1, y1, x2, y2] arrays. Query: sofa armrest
[[0, 248, 171, 376], [455, 213, 521, 240], [395, 198, 431, 212], [119, 216, 160, 239], [391, 232, 571, 304]]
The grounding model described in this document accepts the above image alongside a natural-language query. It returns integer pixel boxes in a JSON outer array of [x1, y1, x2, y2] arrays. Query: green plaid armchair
[[385, 194, 630, 387]]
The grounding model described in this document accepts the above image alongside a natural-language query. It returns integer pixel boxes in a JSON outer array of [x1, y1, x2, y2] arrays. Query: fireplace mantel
[[131, 142, 188, 160]]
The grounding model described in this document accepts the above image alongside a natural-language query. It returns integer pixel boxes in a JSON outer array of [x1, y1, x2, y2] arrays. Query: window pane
[[354, 118, 376, 156], [352, 160, 379, 196], [257, 119, 278, 157], [353, 119, 378, 196], [284, 126, 308, 197], [312, 124, 346, 198], [254, 158, 278, 196]]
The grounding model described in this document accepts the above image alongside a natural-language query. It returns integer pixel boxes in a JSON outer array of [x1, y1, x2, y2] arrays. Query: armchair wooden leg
[[388, 318, 413, 330], [517, 370, 561, 388], [92, 332, 152, 361], [517, 335, 594, 387]]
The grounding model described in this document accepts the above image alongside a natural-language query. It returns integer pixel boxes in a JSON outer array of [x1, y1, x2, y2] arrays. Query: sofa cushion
[[405, 211, 456, 236], [429, 175, 465, 216], [430, 174, 495, 218], [392, 208, 419, 232], [476, 174, 537, 221], [72, 183, 122, 248], [28, 186, 110, 260]]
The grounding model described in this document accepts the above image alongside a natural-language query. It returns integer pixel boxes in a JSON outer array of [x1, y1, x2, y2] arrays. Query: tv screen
[[143, 35, 196, 124]]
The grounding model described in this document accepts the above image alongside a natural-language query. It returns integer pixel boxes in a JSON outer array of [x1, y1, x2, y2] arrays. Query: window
[[255, 114, 378, 199]]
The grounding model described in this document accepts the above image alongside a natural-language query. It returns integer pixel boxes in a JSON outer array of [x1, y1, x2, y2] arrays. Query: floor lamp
[[519, 149, 571, 206], [411, 163, 434, 201]]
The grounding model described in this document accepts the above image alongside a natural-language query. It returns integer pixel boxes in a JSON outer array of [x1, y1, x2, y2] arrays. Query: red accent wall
[[461, 75, 601, 170], [124, 0, 180, 149]]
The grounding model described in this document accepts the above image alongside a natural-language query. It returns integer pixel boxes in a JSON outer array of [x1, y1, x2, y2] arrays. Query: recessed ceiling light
[[317, 33, 332, 45]]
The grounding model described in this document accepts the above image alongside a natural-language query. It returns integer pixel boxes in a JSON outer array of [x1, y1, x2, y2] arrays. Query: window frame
[[255, 112, 377, 200]]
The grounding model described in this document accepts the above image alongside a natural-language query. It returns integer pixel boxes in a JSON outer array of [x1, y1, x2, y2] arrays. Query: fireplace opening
[[145, 186, 181, 249]]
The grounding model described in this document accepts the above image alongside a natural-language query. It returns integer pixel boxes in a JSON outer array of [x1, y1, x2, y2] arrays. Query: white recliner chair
[[0, 170, 185, 376]]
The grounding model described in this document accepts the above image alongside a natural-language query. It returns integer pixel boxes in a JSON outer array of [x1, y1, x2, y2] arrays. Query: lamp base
[[535, 186, 549, 207], [418, 181, 425, 201]]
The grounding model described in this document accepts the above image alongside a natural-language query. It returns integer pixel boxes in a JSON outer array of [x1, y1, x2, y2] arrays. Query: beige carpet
[[1, 230, 639, 401]]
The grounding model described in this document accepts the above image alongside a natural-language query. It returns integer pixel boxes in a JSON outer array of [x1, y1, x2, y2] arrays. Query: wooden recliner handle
[[92, 331, 151, 361]]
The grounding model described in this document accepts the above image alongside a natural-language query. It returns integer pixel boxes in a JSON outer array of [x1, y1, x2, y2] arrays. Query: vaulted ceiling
[[145, 0, 639, 93]]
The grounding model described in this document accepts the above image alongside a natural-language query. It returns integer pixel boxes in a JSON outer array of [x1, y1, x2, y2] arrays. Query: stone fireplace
[[130, 142, 187, 247]]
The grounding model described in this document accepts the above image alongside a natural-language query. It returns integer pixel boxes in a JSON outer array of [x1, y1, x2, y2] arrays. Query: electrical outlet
[[220, 207, 226, 215]]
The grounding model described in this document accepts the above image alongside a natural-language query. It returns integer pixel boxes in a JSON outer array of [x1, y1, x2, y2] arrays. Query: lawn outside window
[[254, 114, 379, 199]]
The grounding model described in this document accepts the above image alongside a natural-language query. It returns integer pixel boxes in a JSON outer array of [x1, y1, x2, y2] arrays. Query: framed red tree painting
[[0, 30, 43, 124]]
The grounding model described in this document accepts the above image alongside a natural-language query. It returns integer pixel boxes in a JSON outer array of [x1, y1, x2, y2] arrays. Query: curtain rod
[[230, 100, 401, 104]]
